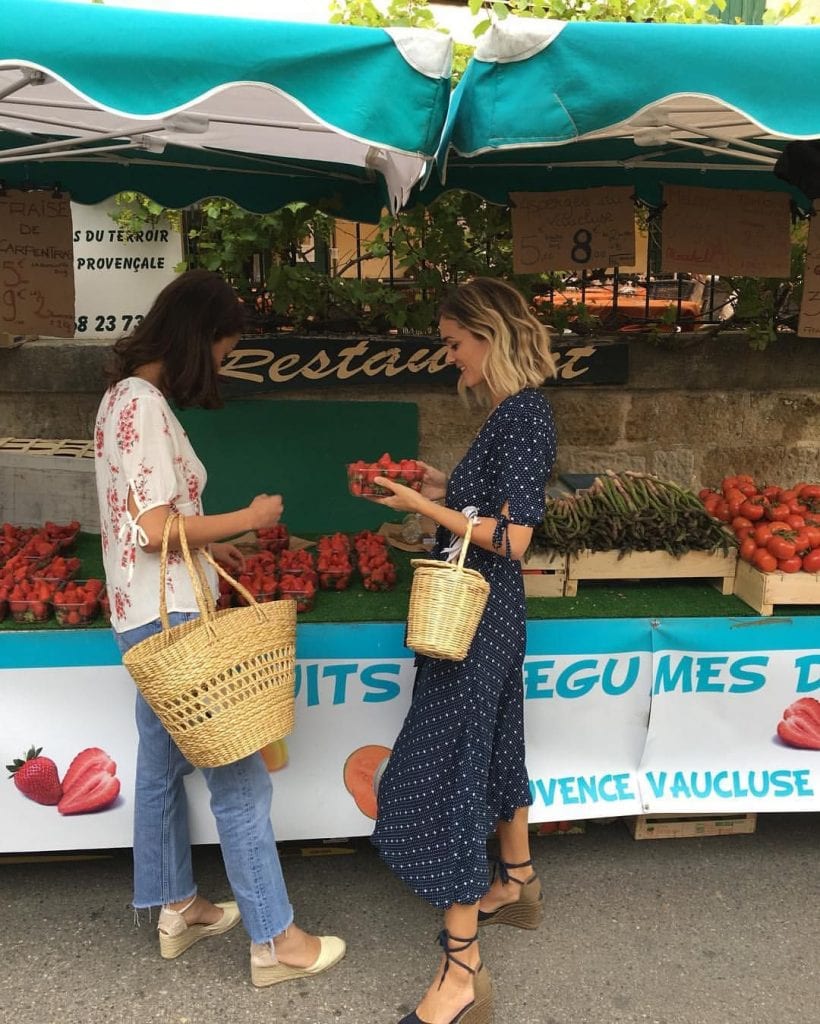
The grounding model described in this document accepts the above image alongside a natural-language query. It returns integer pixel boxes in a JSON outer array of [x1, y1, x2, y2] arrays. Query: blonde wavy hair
[[438, 277, 556, 406]]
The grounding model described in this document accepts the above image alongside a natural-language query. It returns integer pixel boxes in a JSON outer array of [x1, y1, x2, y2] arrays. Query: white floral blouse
[[94, 377, 217, 633]]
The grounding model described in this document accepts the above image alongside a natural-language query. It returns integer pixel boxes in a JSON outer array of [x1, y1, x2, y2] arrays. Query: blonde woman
[[371, 277, 558, 1024]]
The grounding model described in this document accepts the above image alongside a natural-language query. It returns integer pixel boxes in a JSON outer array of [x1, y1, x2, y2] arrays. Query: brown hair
[[108, 269, 245, 409], [439, 277, 556, 405]]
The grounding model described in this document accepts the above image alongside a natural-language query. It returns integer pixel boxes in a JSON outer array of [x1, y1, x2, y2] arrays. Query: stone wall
[[2, 334, 819, 525]]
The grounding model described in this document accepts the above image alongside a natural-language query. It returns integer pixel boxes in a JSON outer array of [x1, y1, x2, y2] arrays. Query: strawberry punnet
[[777, 698, 820, 750], [6, 746, 63, 805]]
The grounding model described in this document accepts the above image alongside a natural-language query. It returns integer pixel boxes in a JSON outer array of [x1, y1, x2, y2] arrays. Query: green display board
[[177, 399, 418, 534]]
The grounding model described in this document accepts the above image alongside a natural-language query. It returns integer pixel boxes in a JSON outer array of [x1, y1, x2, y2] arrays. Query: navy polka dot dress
[[372, 388, 558, 909]]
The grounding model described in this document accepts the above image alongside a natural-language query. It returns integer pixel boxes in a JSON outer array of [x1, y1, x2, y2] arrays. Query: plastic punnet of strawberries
[[353, 530, 397, 591], [53, 578, 104, 627], [347, 453, 424, 498], [257, 524, 289, 553], [699, 475, 820, 574], [278, 573, 316, 612], [316, 533, 353, 591]]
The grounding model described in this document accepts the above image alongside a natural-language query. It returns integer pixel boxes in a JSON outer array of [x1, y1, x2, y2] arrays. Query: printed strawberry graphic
[[777, 698, 820, 751], [6, 746, 63, 805], [58, 746, 120, 816]]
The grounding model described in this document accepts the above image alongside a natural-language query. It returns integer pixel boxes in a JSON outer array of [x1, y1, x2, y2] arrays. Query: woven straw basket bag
[[406, 516, 490, 661], [123, 515, 296, 768]]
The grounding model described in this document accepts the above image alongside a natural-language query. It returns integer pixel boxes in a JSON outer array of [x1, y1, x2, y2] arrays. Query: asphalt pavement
[[1, 812, 818, 1024]]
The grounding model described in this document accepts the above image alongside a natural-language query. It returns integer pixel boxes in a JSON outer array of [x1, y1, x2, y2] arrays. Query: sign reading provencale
[[511, 188, 636, 273], [71, 200, 182, 339], [218, 336, 629, 392]]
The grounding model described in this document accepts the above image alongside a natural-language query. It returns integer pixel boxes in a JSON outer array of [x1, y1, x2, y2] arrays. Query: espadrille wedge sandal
[[250, 933, 346, 987], [157, 897, 241, 959], [477, 857, 543, 930], [398, 930, 493, 1024]]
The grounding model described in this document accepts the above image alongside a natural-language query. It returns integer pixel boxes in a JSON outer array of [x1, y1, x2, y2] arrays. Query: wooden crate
[[522, 551, 567, 597], [564, 548, 738, 598], [733, 559, 820, 616], [627, 813, 757, 841]]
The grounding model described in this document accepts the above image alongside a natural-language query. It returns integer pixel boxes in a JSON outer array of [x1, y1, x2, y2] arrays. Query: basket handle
[[455, 515, 475, 573], [198, 547, 266, 621], [158, 514, 216, 631]]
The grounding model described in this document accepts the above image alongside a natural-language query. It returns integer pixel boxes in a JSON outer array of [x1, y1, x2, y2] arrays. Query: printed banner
[[639, 618, 820, 814], [1, 617, 818, 853]]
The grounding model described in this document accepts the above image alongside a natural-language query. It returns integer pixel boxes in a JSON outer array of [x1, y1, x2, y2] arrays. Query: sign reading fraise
[[218, 336, 629, 391], [0, 189, 75, 337]]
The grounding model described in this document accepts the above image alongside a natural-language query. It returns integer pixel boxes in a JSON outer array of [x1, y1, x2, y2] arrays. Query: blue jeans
[[115, 614, 293, 943]]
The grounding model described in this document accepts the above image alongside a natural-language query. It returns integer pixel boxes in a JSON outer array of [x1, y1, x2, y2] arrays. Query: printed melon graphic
[[343, 745, 391, 820]]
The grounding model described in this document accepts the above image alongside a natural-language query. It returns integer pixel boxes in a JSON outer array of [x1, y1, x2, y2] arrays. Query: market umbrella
[[424, 18, 820, 208], [0, 0, 452, 221]]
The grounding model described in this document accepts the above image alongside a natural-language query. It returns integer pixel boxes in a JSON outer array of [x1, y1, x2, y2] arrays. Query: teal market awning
[[424, 18, 820, 209], [0, 0, 452, 221]]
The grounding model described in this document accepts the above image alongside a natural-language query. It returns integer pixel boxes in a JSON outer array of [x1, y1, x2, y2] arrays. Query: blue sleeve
[[496, 398, 557, 527]]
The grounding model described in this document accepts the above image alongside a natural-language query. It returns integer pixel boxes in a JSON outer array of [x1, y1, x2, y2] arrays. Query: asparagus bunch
[[531, 470, 734, 559]]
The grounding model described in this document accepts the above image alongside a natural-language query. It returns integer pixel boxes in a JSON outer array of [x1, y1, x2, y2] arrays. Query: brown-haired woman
[[94, 269, 344, 986], [371, 277, 558, 1024]]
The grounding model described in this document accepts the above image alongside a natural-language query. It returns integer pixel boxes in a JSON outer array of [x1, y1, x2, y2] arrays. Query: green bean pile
[[531, 471, 735, 558]]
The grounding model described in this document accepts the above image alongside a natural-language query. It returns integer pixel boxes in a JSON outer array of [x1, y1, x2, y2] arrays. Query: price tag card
[[661, 185, 791, 278], [0, 190, 75, 337], [798, 205, 820, 338], [511, 188, 636, 272]]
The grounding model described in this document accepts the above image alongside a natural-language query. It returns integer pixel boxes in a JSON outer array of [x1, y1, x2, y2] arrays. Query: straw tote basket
[[406, 517, 490, 661], [122, 515, 296, 768]]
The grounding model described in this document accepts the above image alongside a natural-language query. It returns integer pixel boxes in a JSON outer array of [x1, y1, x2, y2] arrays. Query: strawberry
[[61, 747, 116, 795], [58, 771, 120, 816], [6, 746, 63, 805]]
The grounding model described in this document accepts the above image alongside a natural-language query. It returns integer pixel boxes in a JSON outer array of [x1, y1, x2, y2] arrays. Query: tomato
[[778, 557, 803, 574], [725, 488, 746, 515], [761, 485, 782, 500], [714, 501, 731, 523], [792, 530, 813, 555], [735, 527, 752, 542], [805, 527, 820, 549], [798, 484, 820, 501], [739, 538, 758, 563], [786, 514, 806, 530], [787, 501, 808, 515], [766, 503, 791, 522], [753, 523, 774, 545], [802, 548, 820, 573], [738, 499, 765, 521], [721, 475, 739, 493], [698, 487, 718, 501], [767, 536, 797, 560], [737, 482, 758, 497], [735, 473, 757, 486], [780, 489, 798, 503], [753, 548, 778, 573], [731, 516, 753, 532], [769, 521, 792, 536]]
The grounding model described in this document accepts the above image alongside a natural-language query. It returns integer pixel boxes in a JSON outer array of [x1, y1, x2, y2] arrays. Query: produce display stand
[[3, 529, 820, 854], [733, 560, 820, 617], [564, 549, 738, 598], [522, 551, 567, 598]]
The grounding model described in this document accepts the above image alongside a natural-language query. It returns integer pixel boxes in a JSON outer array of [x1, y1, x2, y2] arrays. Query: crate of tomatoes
[[699, 475, 820, 615]]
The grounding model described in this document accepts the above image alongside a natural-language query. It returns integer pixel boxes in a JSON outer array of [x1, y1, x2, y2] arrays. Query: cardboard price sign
[[798, 205, 820, 339], [511, 188, 636, 272], [0, 190, 75, 337], [661, 186, 791, 278]]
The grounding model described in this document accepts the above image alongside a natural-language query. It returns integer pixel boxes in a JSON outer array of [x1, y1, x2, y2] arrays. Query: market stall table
[[2, 534, 818, 853]]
